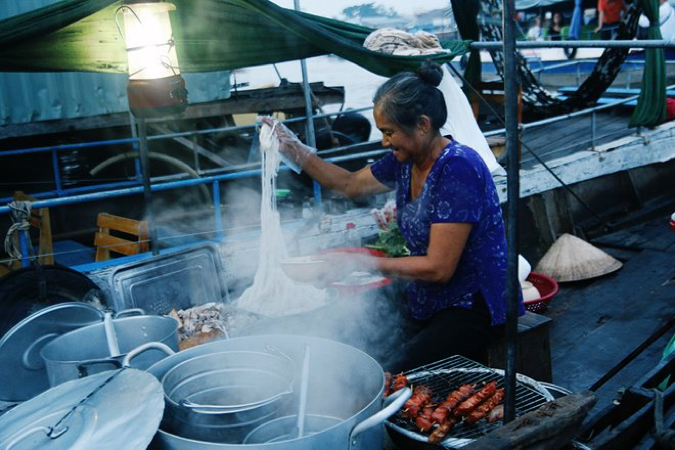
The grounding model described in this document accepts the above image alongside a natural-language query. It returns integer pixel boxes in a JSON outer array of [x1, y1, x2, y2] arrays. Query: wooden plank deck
[[544, 213, 675, 417], [520, 111, 634, 169]]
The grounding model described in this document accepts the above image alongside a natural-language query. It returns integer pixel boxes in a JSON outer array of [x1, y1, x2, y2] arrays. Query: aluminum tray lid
[[109, 243, 229, 315], [0, 368, 164, 450], [0, 302, 103, 402]]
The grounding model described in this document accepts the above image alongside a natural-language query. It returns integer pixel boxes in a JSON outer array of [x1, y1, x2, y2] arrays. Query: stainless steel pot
[[159, 349, 296, 442], [242, 414, 342, 443], [40, 313, 179, 387], [163, 350, 295, 414], [138, 334, 412, 450]]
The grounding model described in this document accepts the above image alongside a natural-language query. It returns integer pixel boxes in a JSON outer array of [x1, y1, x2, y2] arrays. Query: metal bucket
[[145, 334, 412, 449], [40, 314, 179, 387]]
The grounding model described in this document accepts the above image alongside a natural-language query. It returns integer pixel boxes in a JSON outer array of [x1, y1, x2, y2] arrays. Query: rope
[[4, 201, 34, 262]]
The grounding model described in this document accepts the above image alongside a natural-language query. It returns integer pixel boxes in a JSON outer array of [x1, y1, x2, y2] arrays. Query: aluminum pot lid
[[0, 302, 103, 401], [0, 368, 164, 450]]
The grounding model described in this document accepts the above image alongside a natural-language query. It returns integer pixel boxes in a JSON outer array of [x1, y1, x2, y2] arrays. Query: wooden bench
[[94, 213, 149, 262], [484, 312, 553, 383]]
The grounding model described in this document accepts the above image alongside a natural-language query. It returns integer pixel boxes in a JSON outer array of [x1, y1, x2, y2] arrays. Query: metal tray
[[108, 243, 229, 314]]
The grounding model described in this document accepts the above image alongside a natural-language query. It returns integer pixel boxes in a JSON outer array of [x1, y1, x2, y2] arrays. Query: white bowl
[[280, 256, 330, 283], [521, 281, 542, 302]]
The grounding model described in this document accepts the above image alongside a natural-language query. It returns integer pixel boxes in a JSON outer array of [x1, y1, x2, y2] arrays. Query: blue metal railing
[[1, 121, 387, 267], [1, 106, 376, 205]]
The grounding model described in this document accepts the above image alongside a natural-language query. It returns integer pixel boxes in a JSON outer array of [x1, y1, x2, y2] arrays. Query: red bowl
[[317, 247, 392, 295], [318, 247, 388, 257], [524, 272, 559, 313]]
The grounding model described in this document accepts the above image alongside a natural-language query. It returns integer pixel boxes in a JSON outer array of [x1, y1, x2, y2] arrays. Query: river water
[[234, 55, 388, 140]]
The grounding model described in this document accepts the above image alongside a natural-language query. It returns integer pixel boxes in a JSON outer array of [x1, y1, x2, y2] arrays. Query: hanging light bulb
[[118, 0, 188, 118]]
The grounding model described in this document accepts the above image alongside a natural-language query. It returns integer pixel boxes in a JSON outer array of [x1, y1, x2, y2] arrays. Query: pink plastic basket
[[524, 272, 559, 313]]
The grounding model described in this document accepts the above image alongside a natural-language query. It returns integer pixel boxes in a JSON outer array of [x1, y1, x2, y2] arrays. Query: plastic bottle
[[346, 222, 361, 248]]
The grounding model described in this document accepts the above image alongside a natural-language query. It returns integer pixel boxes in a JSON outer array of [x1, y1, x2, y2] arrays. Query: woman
[[548, 12, 564, 41], [263, 61, 523, 371]]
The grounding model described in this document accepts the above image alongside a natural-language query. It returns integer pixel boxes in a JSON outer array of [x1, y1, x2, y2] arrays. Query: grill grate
[[385, 355, 553, 448]]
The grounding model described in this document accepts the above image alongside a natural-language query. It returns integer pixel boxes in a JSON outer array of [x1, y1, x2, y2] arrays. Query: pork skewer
[[428, 382, 499, 444], [430, 384, 475, 424], [415, 405, 437, 432], [486, 404, 505, 423], [392, 373, 408, 391], [454, 381, 498, 417], [428, 416, 460, 443], [402, 385, 433, 419], [465, 388, 505, 425], [384, 372, 393, 397]]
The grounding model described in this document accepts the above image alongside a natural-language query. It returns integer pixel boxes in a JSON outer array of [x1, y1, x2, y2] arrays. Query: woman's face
[[374, 105, 424, 163]]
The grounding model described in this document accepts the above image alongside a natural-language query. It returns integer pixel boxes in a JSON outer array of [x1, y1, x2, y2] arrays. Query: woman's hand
[[260, 116, 315, 171], [258, 118, 390, 199]]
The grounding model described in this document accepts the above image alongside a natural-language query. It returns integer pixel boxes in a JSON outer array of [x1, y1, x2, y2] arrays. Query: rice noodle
[[235, 122, 328, 317]]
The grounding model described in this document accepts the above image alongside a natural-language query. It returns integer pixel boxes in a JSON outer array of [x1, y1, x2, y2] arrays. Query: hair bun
[[418, 60, 443, 87]]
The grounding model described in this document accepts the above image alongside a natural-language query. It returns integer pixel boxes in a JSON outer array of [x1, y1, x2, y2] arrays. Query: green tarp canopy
[[1, 0, 664, 127], [0, 0, 469, 77]]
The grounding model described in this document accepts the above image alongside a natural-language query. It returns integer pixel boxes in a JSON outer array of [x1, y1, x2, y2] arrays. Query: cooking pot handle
[[113, 308, 146, 318], [122, 342, 176, 367], [181, 389, 293, 414], [348, 387, 412, 450], [77, 358, 122, 377]]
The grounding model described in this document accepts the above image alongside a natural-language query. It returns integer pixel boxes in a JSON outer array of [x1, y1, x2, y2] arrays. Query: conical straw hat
[[534, 233, 623, 282]]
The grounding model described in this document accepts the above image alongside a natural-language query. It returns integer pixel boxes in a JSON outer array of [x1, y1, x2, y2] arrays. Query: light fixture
[[117, 0, 188, 118]]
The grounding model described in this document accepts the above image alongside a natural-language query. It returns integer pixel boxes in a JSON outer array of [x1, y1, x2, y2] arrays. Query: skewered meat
[[428, 416, 459, 443], [392, 373, 408, 391], [384, 372, 393, 397], [486, 404, 505, 423], [465, 388, 505, 425], [402, 386, 433, 419], [430, 384, 475, 424], [454, 381, 498, 416], [415, 406, 436, 432]]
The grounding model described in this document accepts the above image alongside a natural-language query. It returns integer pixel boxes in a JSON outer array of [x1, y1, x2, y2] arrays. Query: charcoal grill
[[385, 355, 554, 449]]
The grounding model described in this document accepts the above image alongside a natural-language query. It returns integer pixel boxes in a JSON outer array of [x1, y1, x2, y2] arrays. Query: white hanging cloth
[[438, 65, 506, 176]]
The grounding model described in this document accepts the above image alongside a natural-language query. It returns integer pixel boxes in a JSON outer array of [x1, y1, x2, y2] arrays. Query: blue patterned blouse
[[370, 141, 524, 326]]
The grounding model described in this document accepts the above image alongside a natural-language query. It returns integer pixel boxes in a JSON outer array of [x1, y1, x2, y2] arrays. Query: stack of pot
[[130, 334, 411, 450], [0, 303, 180, 404]]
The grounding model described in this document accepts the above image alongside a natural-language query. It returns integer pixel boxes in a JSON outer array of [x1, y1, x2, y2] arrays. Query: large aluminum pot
[[158, 349, 296, 442], [139, 334, 412, 450], [40, 313, 179, 387]]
